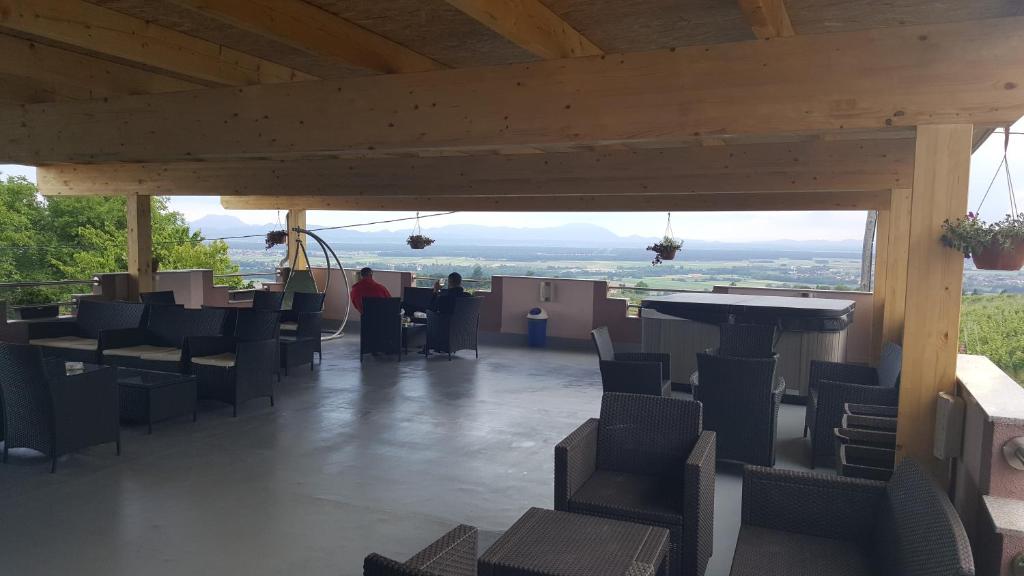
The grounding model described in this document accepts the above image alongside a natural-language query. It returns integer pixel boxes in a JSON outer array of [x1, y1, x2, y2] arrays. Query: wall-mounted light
[[539, 281, 553, 303]]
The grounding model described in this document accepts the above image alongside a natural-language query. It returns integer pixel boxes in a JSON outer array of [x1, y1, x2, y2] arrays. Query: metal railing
[[213, 271, 278, 279], [0, 279, 97, 289]]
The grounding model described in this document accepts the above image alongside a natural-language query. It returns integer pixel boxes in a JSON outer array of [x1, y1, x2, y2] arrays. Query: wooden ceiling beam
[[0, 34, 200, 103], [444, 0, 603, 59], [0, 0, 313, 86], [165, 0, 444, 74], [218, 190, 891, 212], [737, 0, 795, 39], [35, 139, 914, 198], [4, 17, 1024, 164]]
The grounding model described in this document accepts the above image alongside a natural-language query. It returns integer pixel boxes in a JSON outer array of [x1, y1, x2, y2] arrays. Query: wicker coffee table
[[116, 368, 197, 434], [479, 508, 669, 576]]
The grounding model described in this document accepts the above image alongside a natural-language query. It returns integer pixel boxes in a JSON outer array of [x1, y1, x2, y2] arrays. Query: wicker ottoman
[[479, 507, 669, 576]]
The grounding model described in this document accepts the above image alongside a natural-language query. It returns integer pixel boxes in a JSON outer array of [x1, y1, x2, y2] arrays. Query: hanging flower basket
[[407, 234, 435, 249], [265, 230, 288, 250], [647, 237, 683, 265], [407, 212, 434, 249], [646, 212, 682, 265], [941, 212, 1024, 271]]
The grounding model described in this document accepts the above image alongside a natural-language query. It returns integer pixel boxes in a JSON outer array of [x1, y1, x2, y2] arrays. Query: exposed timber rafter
[[35, 139, 915, 199], [0, 34, 200, 103], [165, 0, 444, 74], [0, 0, 313, 86], [218, 190, 892, 212], [3, 17, 1024, 164], [737, 0, 795, 39], [444, 0, 603, 59]]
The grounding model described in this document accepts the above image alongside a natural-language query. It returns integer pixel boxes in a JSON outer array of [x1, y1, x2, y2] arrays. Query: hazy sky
[[3, 120, 1021, 241]]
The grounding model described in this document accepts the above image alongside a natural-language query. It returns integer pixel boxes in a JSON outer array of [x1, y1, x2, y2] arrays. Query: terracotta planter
[[972, 238, 1024, 271], [657, 247, 678, 261]]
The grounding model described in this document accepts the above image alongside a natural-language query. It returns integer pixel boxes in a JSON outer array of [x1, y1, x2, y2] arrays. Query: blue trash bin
[[527, 307, 549, 348]]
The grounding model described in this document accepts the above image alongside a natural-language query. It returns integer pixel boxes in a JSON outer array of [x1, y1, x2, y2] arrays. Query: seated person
[[431, 272, 471, 314], [349, 267, 392, 314]]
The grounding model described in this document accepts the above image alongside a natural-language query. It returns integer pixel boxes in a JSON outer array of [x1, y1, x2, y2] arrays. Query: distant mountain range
[[188, 214, 863, 253]]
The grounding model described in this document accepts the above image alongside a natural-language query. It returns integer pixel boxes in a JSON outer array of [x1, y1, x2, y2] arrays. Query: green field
[[960, 294, 1024, 384]]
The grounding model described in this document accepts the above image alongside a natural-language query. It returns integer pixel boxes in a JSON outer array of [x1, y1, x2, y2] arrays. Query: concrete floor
[[0, 338, 819, 576]]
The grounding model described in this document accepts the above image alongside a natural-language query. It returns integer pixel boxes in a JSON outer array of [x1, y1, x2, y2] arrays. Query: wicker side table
[[116, 368, 197, 434], [479, 508, 669, 576]]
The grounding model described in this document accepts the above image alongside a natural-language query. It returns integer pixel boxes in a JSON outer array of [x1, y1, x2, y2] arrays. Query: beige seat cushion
[[280, 322, 298, 331], [103, 345, 179, 359], [29, 336, 98, 351], [191, 352, 236, 368], [141, 348, 184, 362]]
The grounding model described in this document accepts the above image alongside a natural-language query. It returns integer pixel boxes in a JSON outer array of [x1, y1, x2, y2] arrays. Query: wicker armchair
[[729, 460, 974, 576], [694, 351, 784, 466], [805, 342, 902, 467], [363, 524, 478, 576], [0, 343, 119, 473], [189, 310, 280, 417], [426, 297, 482, 360], [360, 297, 403, 361], [140, 290, 176, 305], [26, 299, 147, 363], [280, 311, 322, 374], [718, 323, 777, 358], [555, 393, 715, 576], [590, 326, 671, 397], [251, 290, 284, 311], [281, 292, 324, 363], [100, 306, 229, 373]]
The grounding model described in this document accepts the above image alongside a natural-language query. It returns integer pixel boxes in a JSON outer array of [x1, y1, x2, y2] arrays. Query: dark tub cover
[[641, 293, 855, 332]]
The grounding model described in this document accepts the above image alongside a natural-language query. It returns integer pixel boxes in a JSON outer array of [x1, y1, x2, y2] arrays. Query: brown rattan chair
[[555, 392, 716, 576], [363, 524, 478, 576], [729, 460, 974, 576], [590, 326, 671, 396], [805, 342, 902, 467], [694, 351, 784, 466]]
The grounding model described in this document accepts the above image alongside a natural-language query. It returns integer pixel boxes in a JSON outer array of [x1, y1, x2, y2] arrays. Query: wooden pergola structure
[[1, 0, 1023, 479]]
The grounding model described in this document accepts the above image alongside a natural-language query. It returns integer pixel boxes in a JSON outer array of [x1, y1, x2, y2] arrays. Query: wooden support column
[[897, 125, 972, 480], [286, 209, 307, 270], [871, 206, 891, 363], [874, 188, 913, 357], [125, 194, 154, 301]]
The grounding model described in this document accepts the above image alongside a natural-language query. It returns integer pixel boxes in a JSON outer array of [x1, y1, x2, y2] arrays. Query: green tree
[[635, 280, 649, 288], [0, 176, 248, 306], [471, 264, 484, 280]]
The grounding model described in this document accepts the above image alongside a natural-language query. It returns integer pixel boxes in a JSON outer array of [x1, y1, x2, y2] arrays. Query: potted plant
[[647, 236, 683, 265], [407, 234, 435, 250], [265, 230, 288, 249], [941, 212, 1024, 270]]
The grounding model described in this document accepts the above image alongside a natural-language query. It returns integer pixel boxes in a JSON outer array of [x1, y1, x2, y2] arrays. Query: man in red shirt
[[350, 267, 392, 314]]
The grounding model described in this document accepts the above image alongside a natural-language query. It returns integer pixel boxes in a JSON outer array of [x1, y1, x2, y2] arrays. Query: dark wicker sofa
[[363, 524, 478, 576], [100, 305, 228, 373], [555, 393, 716, 576], [805, 342, 902, 467], [26, 299, 147, 363], [730, 459, 974, 576]]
